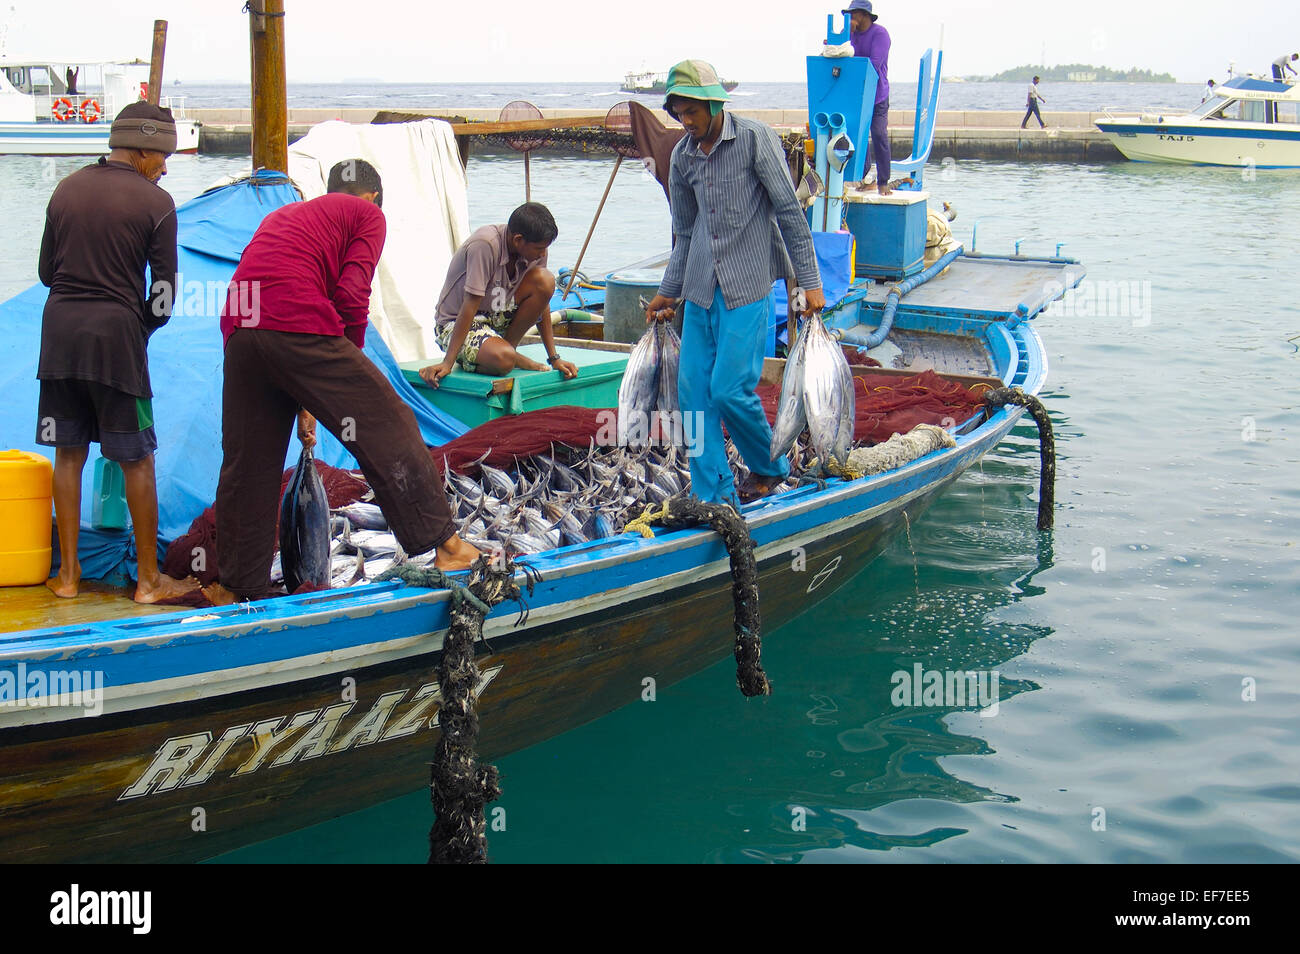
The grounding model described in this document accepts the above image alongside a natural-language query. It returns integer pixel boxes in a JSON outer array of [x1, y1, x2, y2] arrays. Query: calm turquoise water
[[2, 150, 1297, 863]]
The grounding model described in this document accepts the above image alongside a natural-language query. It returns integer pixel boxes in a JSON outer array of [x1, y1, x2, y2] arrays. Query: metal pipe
[[811, 112, 831, 231], [824, 113, 848, 231], [839, 246, 965, 350]]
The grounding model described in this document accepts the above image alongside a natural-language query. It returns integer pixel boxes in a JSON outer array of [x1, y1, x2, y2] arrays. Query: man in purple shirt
[[844, 0, 893, 195]]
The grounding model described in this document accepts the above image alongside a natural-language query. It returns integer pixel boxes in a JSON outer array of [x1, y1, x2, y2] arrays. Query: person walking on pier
[[843, 0, 893, 194], [1022, 75, 1046, 129], [204, 159, 480, 605], [35, 103, 197, 604], [421, 203, 578, 387], [642, 59, 824, 506]]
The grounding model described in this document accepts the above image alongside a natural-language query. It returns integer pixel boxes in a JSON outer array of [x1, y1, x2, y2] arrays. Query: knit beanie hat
[[109, 102, 178, 155]]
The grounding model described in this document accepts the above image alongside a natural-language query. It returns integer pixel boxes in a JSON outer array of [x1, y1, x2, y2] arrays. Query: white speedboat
[[1095, 76, 1300, 168], [0, 56, 200, 155]]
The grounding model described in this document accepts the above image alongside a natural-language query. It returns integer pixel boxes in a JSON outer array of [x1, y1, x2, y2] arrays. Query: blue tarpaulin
[[773, 230, 854, 349], [0, 171, 467, 580]]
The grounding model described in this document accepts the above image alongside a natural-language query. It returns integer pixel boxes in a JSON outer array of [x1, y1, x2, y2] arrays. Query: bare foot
[[45, 565, 80, 599], [877, 183, 894, 196], [134, 573, 200, 605], [434, 533, 482, 572], [200, 581, 240, 606]]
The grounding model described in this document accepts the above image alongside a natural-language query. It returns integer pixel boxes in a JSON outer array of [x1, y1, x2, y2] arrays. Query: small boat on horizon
[[620, 69, 739, 95]]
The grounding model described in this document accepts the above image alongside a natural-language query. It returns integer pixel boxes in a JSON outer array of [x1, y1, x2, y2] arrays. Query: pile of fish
[[269, 436, 840, 590], [618, 319, 682, 446], [770, 314, 856, 465]]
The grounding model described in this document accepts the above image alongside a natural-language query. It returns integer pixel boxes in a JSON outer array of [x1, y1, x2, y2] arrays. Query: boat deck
[[1, 582, 173, 635], [844, 327, 997, 377], [860, 256, 1086, 317]]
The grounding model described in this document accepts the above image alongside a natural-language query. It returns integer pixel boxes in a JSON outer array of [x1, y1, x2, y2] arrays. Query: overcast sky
[[1, 0, 1295, 84]]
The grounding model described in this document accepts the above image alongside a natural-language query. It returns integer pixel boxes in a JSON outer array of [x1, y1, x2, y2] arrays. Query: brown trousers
[[216, 329, 455, 599]]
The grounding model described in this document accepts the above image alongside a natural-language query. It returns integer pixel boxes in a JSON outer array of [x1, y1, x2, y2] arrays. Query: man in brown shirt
[[420, 202, 577, 387], [35, 102, 196, 603]]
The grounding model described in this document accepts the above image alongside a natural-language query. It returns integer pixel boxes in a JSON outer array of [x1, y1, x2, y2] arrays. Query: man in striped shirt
[[644, 59, 824, 505]]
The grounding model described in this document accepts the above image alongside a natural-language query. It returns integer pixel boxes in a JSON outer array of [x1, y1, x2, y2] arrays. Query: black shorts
[[36, 379, 157, 462]]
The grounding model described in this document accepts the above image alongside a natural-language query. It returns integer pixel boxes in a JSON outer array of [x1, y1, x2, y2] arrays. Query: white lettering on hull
[[118, 666, 502, 800]]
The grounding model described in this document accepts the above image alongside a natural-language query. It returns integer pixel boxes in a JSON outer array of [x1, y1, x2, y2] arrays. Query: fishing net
[[433, 405, 611, 476], [498, 100, 550, 152], [756, 369, 990, 447]]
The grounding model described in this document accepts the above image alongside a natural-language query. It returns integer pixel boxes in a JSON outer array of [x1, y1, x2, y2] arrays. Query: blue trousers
[[678, 286, 789, 504]]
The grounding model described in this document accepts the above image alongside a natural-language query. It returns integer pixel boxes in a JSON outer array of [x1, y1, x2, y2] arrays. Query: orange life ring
[[79, 99, 101, 124], [51, 98, 73, 122]]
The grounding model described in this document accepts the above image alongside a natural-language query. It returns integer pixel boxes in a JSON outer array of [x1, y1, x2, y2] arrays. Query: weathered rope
[[983, 387, 1056, 531], [634, 497, 772, 697], [378, 556, 529, 864]]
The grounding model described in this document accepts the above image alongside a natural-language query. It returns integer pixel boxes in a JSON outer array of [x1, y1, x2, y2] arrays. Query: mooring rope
[[377, 557, 531, 864], [627, 498, 772, 697], [983, 387, 1056, 531]]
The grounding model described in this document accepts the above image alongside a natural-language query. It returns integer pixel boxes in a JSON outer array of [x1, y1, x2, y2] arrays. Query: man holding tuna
[[643, 59, 824, 506]]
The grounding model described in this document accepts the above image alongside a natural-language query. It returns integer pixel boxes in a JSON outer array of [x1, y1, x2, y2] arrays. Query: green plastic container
[[92, 456, 129, 530], [401, 343, 628, 429]]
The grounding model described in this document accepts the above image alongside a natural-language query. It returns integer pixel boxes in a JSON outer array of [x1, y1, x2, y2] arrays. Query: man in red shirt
[[203, 160, 479, 605]]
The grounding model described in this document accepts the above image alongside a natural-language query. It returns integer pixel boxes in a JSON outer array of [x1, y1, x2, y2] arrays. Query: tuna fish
[[618, 322, 662, 446], [770, 316, 810, 461], [279, 446, 331, 592], [799, 316, 855, 464], [338, 501, 388, 531]]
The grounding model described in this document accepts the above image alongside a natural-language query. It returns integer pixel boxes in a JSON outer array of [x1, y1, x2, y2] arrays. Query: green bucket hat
[[662, 59, 730, 115]]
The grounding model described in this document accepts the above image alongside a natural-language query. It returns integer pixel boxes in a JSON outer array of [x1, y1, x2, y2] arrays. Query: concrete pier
[[190, 107, 1122, 162]]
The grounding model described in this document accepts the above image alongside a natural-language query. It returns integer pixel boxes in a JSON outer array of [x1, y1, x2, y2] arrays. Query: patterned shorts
[[436, 310, 516, 372]]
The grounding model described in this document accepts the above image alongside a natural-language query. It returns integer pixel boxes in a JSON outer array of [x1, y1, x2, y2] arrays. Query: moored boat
[[1095, 76, 1300, 168], [0, 56, 200, 155], [0, 11, 1084, 863]]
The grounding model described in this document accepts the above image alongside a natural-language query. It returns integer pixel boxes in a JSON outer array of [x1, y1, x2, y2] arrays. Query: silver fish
[[800, 316, 848, 464], [771, 316, 810, 461], [338, 502, 388, 531], [618, 322, 661, 446]]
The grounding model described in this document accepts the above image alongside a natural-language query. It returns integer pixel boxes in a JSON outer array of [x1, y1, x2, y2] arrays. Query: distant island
[[973, 64, 1177, 83]]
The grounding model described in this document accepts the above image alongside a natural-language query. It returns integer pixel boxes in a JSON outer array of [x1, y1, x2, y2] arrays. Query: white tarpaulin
[[287, 118, 468, 362]]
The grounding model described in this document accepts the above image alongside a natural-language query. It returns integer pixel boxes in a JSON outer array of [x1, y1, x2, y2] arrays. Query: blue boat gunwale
[[0, 258, 1071, 701]]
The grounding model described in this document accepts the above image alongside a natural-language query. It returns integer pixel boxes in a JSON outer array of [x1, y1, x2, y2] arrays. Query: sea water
[[1, 147, 1296, 864]]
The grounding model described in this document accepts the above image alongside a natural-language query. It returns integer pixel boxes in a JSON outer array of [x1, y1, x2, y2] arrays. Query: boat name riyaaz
[[119, 666, 502, 800]]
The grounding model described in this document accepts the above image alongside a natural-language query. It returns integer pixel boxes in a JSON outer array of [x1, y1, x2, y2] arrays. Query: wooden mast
[[146, 20, 167, 105], [248, 0, 288, 172]]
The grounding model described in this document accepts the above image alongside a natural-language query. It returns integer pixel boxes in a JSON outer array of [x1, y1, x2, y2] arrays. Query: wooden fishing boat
[[0, 7, 1084, 862], [0, 247, 1080, 862]]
